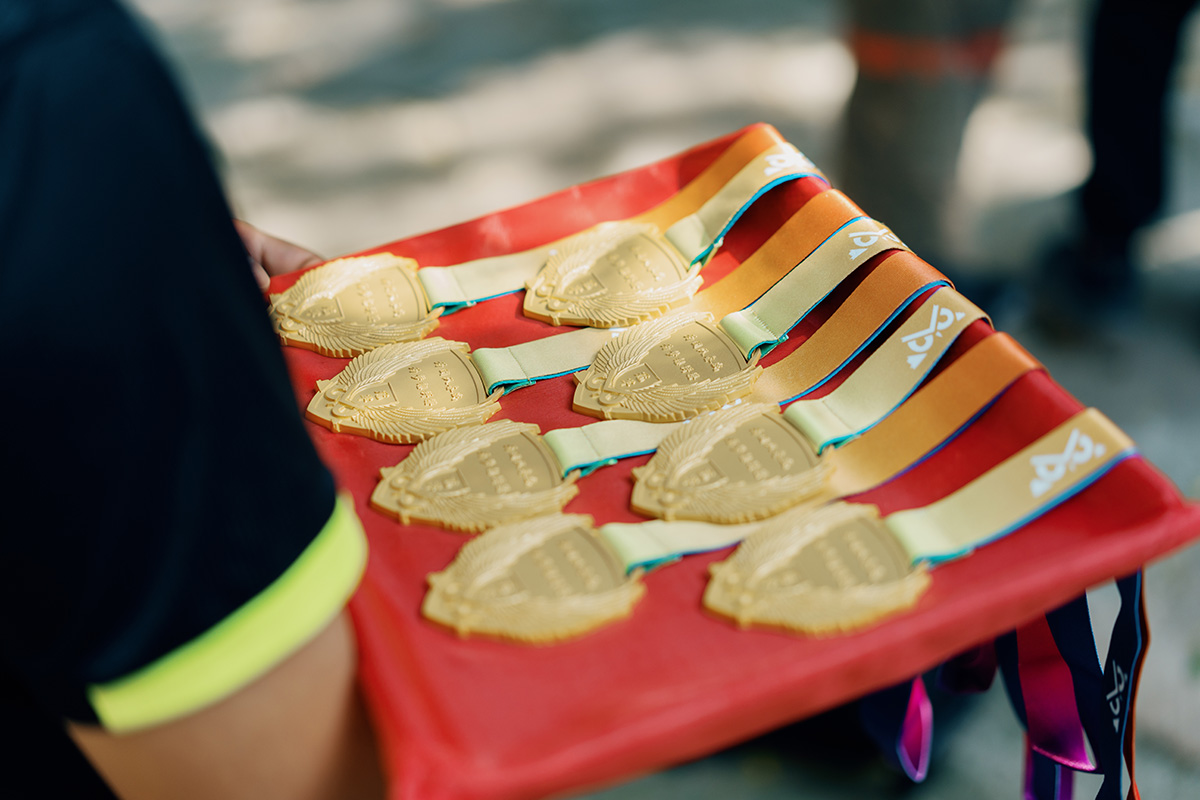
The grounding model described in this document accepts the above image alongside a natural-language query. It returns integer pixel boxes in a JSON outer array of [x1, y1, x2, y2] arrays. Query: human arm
[[69, 611, 384, 800], [0, 3, 386, 797]]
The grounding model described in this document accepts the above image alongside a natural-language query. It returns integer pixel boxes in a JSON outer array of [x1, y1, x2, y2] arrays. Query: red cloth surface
[[273, 124, 1200, 800]]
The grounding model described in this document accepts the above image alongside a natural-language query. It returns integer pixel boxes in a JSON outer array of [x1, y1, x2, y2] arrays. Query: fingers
[[234, 219, 324, 281], [252, 260, 271, 291]]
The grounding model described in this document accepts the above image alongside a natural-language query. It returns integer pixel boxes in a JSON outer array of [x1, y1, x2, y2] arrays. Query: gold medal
[[626, 287, 986, 523], [703, 408, 1135, 637], [703, 503, 930, 635], [522, 221, 703, 328], [423, 514, 645, 643], [371, 421, 579, 532], [572, 250, 945, 424], [371, 418, 685, 532], [305, 338, 501, 444], [269, 253, 440, 357], [572, 312, 759, 422], [631, 332, 1042, 524], [630, 403, 831, 523], [417, 125, 823, 322]]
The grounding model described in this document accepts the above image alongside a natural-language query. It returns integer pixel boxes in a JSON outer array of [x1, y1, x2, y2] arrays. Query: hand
[[234, 220, 324, 290]]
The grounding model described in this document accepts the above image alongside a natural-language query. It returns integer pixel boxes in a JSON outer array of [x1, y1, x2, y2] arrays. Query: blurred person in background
[[840, 0, 1200, 329], [1036, 0, 1200, 333], [839, 0, 1016, 297], [0, 1, 384, 797]]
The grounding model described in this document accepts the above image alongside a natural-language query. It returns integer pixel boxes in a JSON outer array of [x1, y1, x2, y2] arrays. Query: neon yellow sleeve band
[[87, 493, 368, 734]]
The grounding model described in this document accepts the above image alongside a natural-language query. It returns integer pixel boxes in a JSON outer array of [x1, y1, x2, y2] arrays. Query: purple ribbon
[[1024, 737, 1075, 800], [859, 676, 933, 782], [999, 571, 1148, 800], [1044, 571, 1147, 800], [1017, 615, 1096, 771]]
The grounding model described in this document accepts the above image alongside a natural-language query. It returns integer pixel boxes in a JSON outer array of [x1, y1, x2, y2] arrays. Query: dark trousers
[[1082, 0, 1199, 253]]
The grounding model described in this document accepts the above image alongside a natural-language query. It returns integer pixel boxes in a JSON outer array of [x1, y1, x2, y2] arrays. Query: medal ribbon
[[1050, 571, 1147, 800], [743, 252, 949, 404], [600, 516, 760, 571], [994, 617, 1091, 800], [721, 220, 909, 358], [822, 332, 1040, 497], [471, 327, 622, 392], [562, 290, 987, 502], [434, 289, 994, 492], [308, 190, 876, 444], [1023, 739, 1076, 800], [887, 409, 1135, 563], [541, 420, 684, 477], [572, 250, 946, 424], [472, 194, 880, 395], [998, 571, 1148, 800], [683, 189, 866, 320], [602, 408, 1134, 572], [781, 286, 987, 452], [1014, 616, 1095, 772], [370, 328, 1033, 536], [623, 331, 1039, 523], [859, 676, 934, 783], [995, 637, 1083, 800], [661, 143, 817, 266], [416, 126, 822, 313]]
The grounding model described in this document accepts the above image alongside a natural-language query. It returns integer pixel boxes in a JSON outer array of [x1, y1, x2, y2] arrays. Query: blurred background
[[127, 0, 1200, 796]]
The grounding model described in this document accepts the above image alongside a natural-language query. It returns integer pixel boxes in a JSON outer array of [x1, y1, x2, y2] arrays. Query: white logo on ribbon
[[900, 304, 966, 369], [763, 151, 815, 178], [1107, 661, 1128, 731], [1028, 428, 1106, 498], [848, 226, 902, 261]]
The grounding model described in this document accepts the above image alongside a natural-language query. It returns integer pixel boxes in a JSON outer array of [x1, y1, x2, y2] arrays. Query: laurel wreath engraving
[[525, 222, 702, 327], [372, 420, 579, 532], [705, 503, 929, 635], [269, 253, 441, 357], [424, 514, 646, 643], [576, 312, 760, 422], [313, 338, 500, 444], [632, 403, 833, 523]]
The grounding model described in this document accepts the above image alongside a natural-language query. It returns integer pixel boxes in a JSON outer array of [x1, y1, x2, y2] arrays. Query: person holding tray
[[0, 1, 384, 797]]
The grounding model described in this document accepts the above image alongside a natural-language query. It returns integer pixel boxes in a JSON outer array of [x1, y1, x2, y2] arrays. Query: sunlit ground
[[128, 0, 1200, 796]]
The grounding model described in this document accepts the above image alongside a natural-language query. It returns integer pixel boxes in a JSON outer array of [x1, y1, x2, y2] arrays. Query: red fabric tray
[[272, 125, 1200, 800]]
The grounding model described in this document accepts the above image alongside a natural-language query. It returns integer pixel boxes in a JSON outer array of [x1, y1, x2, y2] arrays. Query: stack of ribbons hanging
[[269, 123, 1200, 800]]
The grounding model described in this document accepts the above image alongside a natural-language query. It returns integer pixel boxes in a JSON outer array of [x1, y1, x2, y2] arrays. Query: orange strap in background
[[850, 28, 1005, 79]]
